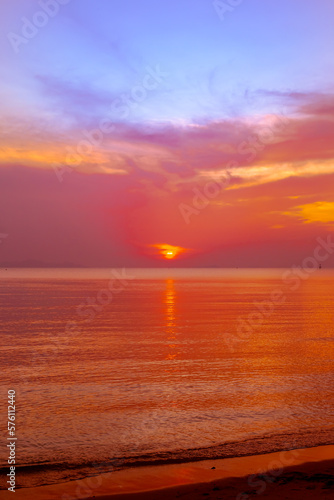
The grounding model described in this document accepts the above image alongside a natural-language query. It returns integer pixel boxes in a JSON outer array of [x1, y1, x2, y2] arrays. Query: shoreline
[[4, 427, 333, 488], [7, 444, 334, 499]]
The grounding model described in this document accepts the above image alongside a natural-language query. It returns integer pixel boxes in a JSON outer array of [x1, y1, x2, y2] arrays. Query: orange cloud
[[283, 201, 334, 226], [149, 243, 191, 260]]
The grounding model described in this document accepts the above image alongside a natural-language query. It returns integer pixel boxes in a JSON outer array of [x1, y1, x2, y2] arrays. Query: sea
[[0, 268, 333, 490]]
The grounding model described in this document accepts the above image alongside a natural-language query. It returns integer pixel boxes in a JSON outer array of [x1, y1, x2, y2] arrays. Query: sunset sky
[[0, 0, 334, 267]]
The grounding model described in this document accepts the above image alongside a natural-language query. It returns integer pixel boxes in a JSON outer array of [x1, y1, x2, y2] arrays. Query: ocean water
[[0, 268, 333, 489]]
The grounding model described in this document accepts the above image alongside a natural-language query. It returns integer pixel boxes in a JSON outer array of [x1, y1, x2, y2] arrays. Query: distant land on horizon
[[0, 260, 83, 268], [0, 261, 332, 270]]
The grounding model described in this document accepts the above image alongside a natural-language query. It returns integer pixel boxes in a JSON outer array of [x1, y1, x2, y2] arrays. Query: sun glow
[[150, 244, 188, 260]]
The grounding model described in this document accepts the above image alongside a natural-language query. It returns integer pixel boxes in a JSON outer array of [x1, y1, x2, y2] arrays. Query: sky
[[0, 0, 334, 267]]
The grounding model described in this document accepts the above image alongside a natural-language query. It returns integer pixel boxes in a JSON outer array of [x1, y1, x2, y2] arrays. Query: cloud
[[35, 74, 120, 126], [283, 201, 334, 227], [1, 91, 334, 197], [147, 243, 192, 260]]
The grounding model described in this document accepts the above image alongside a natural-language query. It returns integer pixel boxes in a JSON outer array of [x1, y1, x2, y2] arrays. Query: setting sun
[[150, 244, 188, 260]]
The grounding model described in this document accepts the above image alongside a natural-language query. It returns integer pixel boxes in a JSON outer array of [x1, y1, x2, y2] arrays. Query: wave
[[1, 427, 333, 490]]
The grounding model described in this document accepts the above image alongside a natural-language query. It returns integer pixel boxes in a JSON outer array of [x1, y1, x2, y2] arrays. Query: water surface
[[0, 268, 333, 488]]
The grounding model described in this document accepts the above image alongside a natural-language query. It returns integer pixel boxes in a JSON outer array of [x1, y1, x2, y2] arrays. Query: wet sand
[[99, 459, 334, 499], [8, 445, 334, 499]]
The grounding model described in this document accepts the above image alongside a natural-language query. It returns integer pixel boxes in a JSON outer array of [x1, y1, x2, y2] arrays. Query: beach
[[9, 445, 334, 499]]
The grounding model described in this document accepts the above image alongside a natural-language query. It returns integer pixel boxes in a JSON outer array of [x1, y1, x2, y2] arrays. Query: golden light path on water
[[165, 279, 179, 361]]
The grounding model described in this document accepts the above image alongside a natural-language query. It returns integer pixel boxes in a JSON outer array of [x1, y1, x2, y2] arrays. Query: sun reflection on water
[[164, 279, 179, 361]]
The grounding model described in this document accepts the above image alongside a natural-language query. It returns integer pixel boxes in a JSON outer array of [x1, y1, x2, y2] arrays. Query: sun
[[163, 249, 176, 259], [150, 244, 188, 260]]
